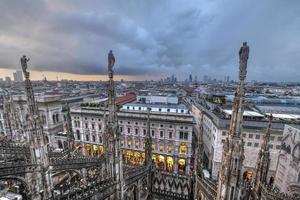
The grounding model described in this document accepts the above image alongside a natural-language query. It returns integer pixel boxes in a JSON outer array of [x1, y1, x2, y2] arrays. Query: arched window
[[56, 114, 59, 123], [52, 114, 56, 124], [76, 130, 80, 140], [58, 140, 63, 149]]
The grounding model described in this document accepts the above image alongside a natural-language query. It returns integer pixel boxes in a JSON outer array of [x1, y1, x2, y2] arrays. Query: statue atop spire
[[108, 50, 115, 80], [239, 42, 249, 81], [20, 55, 30, 79], [217, 42, 249, 200]]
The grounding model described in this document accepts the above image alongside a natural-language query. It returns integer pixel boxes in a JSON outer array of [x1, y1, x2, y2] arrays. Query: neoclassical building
[[69, 102, 194, 174]]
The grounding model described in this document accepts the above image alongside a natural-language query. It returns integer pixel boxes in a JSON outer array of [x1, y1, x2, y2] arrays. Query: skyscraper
[[189, 74, 192, 83], [13, 70, 23, 82]]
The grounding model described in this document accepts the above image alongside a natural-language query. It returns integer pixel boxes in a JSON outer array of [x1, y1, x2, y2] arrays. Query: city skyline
[[0, 0, 300, 82]]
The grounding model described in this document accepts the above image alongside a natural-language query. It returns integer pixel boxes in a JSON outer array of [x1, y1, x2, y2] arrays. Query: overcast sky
[[0, 0, 299, 81]]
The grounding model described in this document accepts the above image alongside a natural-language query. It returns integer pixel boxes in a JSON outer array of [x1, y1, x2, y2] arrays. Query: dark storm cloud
[[0, 0, 300, 81]]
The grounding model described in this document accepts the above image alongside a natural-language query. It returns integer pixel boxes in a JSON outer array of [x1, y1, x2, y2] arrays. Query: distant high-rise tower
[[189, 74, 192, 83], [13, 70, 23, 82]]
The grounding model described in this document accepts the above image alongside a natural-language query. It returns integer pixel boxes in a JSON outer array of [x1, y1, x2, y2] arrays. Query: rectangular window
[[247, 142, 251, 146], [86, 134, 89, 141], [76, 131, 80, 140], [92, 124, 95, 130], [249, 134, 253, 138], [222, 131, 226, 136], [128, 128, 131, 134], [151, 130, 155, 137], [143, 129, 146, 135], [160, 131, 164, 138], [255, 135, 260, 139], [179, 132, 184, 139], [99, 136, 102, 143], [254, 143, 259, 147], [277, 137, 283, 141], [276, 145, 281, 149], [184, 132, 188, 140], [92, 135, 95, 142], [135, 129, 138, 135], [85, 123, 88, 129], [98, 124, 102, 130], [270, 136, 275, 141], [120, 127, 123, 132], [169, 132, 172, 139], [269, 144, 273, 149]]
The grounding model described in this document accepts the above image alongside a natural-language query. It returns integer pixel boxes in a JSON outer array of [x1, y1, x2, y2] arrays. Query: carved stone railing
[[195, 175, 217, 200], [124, 165, 148, 186], [260, 184, 300, 200], [50, 157, 105, 171], [0, 161, 37, 176], [0, 141, 30, 156], [51, 177, 117, 200]]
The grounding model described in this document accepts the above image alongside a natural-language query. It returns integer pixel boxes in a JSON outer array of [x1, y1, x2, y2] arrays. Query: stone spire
[[104, 50, 124, 199], [254, 115, 273, 194], [20, 56, 50, 199], [63, 103, 75, 151], [145, 108, 152, 167], [217, 42, 249, 200]]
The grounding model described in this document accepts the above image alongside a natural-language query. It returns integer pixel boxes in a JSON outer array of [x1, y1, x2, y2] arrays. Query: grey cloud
[[0, 0, 300, 81]]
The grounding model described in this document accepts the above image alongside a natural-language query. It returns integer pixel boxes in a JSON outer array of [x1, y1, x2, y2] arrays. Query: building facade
[[70, 102, 194, 174], [275, 124, 300, 195]]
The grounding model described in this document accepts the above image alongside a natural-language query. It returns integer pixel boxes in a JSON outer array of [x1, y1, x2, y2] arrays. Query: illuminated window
[[179, 143, 187, 155], [168, 146, 173, 153], [152, 144, 155, 151], [135, 142, 139, 149], [159, 145, 163, 152], [128, 141, 132, 148]]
